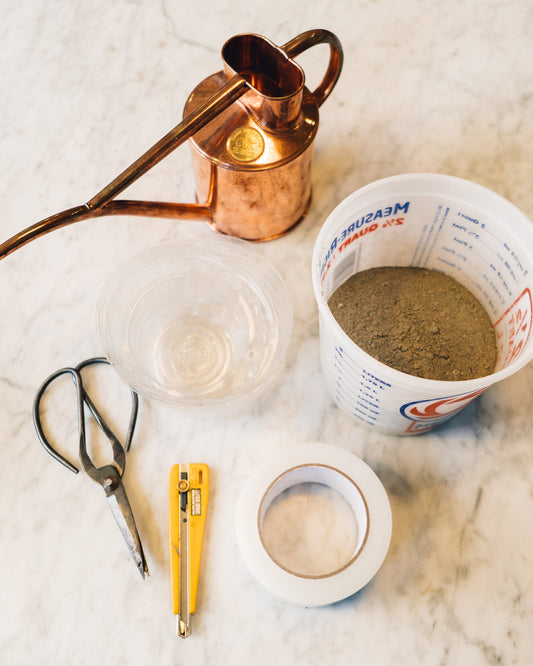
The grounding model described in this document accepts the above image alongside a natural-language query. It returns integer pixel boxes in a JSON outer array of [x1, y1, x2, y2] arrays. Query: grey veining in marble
[[1, 1, 533, 664]]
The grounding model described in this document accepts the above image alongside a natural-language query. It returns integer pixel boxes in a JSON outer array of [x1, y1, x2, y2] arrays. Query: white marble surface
[[1, 1, 533, 664]]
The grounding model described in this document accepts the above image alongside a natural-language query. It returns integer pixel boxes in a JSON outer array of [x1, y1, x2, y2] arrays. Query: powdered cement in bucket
[[328, 266, 497, 382]]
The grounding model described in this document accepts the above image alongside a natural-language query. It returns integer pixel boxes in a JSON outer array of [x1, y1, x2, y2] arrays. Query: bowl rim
[[96, 235, 293, 409]]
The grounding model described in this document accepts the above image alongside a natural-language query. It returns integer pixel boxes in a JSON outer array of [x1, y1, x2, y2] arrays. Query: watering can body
[[186, 68, 316, 240], [184, 31, 341, 240]]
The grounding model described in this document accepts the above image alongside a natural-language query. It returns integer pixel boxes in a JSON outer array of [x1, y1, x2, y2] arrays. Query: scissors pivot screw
[[103, 475, 120, 492]]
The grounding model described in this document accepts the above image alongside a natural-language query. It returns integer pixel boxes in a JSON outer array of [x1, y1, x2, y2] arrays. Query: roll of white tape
[[235, 442, 392, 607]]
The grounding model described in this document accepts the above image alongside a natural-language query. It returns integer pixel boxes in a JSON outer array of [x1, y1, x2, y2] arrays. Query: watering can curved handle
[[282, 29, 344, 107]]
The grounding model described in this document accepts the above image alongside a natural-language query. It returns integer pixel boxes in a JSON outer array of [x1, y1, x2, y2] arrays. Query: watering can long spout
[[0, 75, 248, 260]]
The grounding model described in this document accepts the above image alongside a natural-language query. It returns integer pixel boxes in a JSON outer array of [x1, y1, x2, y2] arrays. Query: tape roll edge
[[235, 442, 392, 607]]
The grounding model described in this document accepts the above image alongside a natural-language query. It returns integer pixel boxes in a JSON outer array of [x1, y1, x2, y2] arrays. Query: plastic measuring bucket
[[312, 173, 533, 435]]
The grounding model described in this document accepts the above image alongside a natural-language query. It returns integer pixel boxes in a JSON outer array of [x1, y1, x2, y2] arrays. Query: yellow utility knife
[[169, 463, 209, 638]]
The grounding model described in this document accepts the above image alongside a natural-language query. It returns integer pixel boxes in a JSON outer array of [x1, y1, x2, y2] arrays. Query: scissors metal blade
[[103, 474, 149, 579]]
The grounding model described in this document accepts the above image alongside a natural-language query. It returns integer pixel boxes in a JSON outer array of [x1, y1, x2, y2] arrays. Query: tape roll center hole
[[259, 465, 369, 578]]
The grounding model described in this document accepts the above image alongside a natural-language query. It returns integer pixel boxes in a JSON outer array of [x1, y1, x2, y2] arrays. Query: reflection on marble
[[1, 1, 533, 664]]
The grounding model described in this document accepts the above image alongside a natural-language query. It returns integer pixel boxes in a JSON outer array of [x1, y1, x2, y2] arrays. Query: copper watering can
[[0, 29, 343, 259]]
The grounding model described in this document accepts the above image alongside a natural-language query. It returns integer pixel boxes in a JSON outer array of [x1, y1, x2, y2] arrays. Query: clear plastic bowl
[[96, 228, 293, 413]]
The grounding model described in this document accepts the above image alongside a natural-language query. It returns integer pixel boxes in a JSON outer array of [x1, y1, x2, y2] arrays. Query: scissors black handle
[[32, 357, 139, 475]]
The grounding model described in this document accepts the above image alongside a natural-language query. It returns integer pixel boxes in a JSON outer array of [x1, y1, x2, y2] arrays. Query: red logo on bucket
[[401, 388, 487, 433], [494, 287, 532, 367]]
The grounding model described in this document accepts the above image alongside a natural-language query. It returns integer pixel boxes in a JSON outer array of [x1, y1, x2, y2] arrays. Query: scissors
[[32, 357, 149, 579]]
